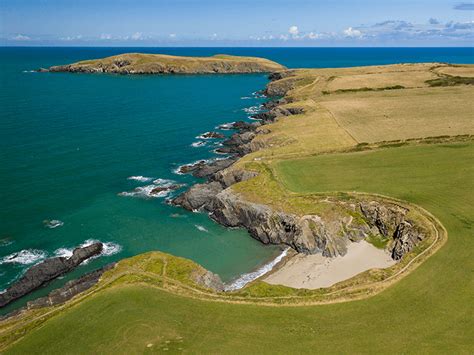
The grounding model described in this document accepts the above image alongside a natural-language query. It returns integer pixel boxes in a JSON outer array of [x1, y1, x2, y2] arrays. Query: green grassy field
[[5, 141, 473, 354]]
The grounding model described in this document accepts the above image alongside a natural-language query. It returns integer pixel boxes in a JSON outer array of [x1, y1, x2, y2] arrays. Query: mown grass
[[4, 142, 473, 353]]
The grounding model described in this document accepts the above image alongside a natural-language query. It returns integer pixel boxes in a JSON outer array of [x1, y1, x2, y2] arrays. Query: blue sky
[[1, 0, 473, 46]]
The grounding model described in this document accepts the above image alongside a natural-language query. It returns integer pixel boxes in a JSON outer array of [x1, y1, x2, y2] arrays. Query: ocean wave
[[216, 122, 235, 130], [81, 239, 122, 257], [54, 240, 122, 262], [0, 238, 13, 247], [191, 141, 206, 148], [241, 96, 252, 99], [243, 105, 263, 116], [127, 176, 154, 182], [252, 91, 266, 98], [22, 70, 36, 73], [224, 248, 289, 291], [119, 177, 183, 199], [43, 219, 64, 229], [0, 249, 47, 265], [54, 247, 74, 258], [194, 224, 209, 233]]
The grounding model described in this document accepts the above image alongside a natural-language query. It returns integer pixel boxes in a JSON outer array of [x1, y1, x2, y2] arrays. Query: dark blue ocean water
[[0, 47, 473, 312]]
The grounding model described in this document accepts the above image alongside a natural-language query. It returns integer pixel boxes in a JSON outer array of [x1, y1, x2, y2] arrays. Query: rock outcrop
[[391, 221, 425, 260], [45, 53, 286, 75], [0, 243, 103, 308]]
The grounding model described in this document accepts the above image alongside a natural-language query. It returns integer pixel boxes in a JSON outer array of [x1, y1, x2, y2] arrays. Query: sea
[[1, 47, 473, 313]]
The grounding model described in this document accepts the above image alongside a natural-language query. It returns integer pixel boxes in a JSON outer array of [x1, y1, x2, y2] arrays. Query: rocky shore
[[0, 242, 103, 308], [172, 70, 426, 264]]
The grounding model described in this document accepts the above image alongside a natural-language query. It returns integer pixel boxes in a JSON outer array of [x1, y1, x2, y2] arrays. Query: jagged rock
[[391, 221, 425, 260], [0, 243, 103, 307], [200, 131, 225, 139], [178, 160, 207, 174], [192, 158, 237, 178], [252, 106, 304, 123], [172, 182, 223, 211], [359, 201, 407, 237], [222, 132, 256, 147], [150, 184, 181, 195]]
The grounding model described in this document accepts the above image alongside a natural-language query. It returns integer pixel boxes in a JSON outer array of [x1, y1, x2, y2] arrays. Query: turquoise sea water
[[1, 47, 473, 312]]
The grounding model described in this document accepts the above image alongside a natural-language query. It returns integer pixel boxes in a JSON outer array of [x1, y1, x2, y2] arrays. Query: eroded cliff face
[[173, 180, 425, 260]]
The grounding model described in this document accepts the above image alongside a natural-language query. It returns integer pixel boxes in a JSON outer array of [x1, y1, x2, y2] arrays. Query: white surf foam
[[252, 91, 266, 98], [241, 96, 252, 100], [81, 239, 122, 257], [54, 247, 74, 258], [43, 219, 64, 229], [191, 141, 206, 148], [216, 122, 235, 130], [0, 249, 47, 265], [0, 239, 13, 247], [224, 248, 290, 291], [243, 105, 262, 116], [22, 70, 36, 73], [194, 224, 209, 233], [119, 177, 181, 199], [127, 176, 154, 182]]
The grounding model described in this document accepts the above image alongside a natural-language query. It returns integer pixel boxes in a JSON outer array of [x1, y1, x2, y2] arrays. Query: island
[[43, 53, 286, 74], [2, 57, 473, 353]]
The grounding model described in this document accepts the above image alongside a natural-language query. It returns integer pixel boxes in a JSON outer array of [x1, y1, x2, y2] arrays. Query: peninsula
[[44, 53, 286, 74]]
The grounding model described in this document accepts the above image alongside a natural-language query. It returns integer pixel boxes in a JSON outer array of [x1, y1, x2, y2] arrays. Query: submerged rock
[[0, 243, 103, 308]]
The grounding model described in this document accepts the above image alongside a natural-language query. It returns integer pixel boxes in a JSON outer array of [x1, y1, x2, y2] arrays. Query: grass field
[[4, 141, 473, 353]]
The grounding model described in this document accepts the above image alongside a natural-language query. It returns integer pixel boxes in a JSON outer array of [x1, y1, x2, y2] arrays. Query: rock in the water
[[0, 243, 103, 307], [199, 131, 225, 139]]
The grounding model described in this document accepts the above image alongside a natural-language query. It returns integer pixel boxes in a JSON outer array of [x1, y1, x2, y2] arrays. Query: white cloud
[[169, 33, 177, 38], [343, 27, 362, 37], [288, 25, 299, 36], [306, 32, 321, 39], [60, 35, 83, 41], [12, 34, 31, 41], [279, 34, 289, 40], [100, 33, 112, 40], [131, 32, 143, 40]]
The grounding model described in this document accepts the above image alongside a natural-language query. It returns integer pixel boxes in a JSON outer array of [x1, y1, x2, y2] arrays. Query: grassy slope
[[7, 142, 473, 354]]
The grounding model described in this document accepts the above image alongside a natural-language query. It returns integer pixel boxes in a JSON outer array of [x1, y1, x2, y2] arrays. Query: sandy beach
[[264, 241, 396, 289]]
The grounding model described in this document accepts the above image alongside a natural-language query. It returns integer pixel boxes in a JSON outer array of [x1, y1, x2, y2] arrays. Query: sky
[[1, 0, 473, 46]]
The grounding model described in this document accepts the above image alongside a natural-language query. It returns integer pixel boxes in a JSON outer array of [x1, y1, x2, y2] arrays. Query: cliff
[[44, 53, 286, 74]]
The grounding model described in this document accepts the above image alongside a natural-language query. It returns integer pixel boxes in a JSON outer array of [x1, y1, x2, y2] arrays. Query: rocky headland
[[172, 69, 427, 266], [41, 53, 286, 75]]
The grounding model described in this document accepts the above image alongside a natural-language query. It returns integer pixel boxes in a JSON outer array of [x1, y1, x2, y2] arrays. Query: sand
[[264, 241, 396, 289]]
